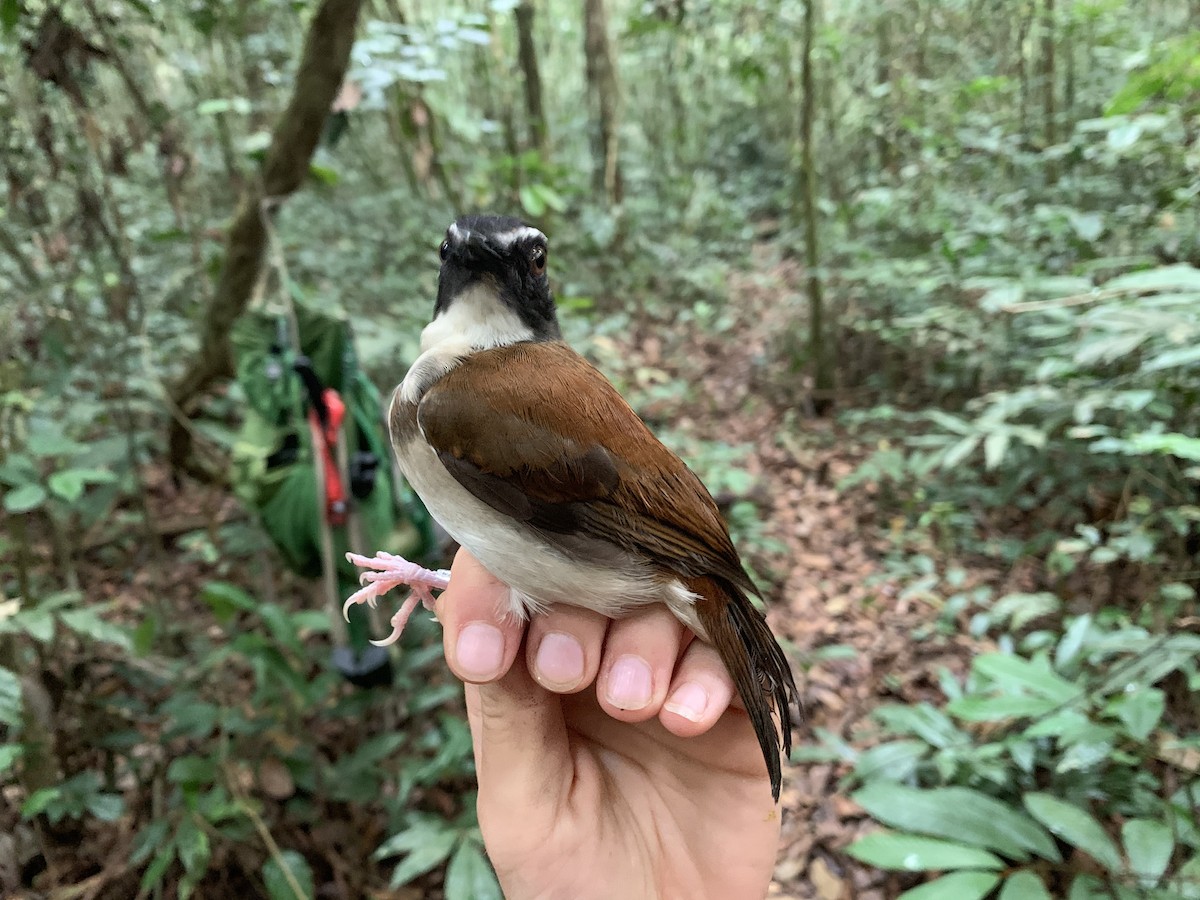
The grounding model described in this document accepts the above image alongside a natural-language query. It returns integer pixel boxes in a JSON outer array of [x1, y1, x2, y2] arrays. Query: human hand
[[434, 549, 782, 900]]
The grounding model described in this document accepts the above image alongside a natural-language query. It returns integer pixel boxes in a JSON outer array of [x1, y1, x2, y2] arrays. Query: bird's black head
[[433, 214, 560, 343]]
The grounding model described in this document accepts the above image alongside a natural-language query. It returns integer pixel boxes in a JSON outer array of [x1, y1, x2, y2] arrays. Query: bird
[[345, 213, 799, 799]]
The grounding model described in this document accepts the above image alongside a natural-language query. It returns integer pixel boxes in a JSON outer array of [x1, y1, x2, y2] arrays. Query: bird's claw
[[343, 552, 451, 643]]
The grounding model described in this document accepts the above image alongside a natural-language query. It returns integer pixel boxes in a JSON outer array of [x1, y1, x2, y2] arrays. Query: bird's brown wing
[[416, 340, 754, 593]]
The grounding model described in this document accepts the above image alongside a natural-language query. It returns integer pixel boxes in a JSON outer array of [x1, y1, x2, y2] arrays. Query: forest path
[[605, 246, 1005, 899]]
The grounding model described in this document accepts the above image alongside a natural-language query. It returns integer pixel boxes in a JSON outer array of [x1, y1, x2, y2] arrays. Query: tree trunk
[[875, 11, 893, 174], [515, 2, 547, 156], [800, 0, 833, 414], [167, 0, 365, 473], [584, 0, 622, 207], [1040, 0, 1057, 181]]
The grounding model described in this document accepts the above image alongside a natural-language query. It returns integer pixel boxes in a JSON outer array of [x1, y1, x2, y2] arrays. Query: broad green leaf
[[48, 470, 86, 503], [845, 832, 1005, 871], [519, 184, 546, 217], [897, 871, 1001, 900], [1023, 793, 1122, 872], [444, 840, 501, 900], [1107, 688, 1164, 740], [853, 740, 928, 782], [973, 653, 1078, 703], [999, 870, 1053, 900], [0, 744, 23, 775], [1055, 615, 1092, 670], [176, 817, 211, 876], [1173, 855, 1200, 899], [263, 849, 315, 900], [948, 694, 1059, 722], [1104, 264, 1200, 293], [167, 755, 217, 788], [4, 483, 47, 514], [1067, 211, 1104, 243], [871, 704, 967, 749], [60, 609, 133, 651], [984, 430, 1010, 470], [1, 0, 19, 33], [139, 844, 177, 895], [941, 435, 980, 469], [0, 667, 22, 727], [86, 793, 124, 821], [26, 433, 83, 458], [1122, 819, 1173, 886], [1068, 874, 1109, 900], [852, 783, 1059, 862], [388, 830, 459, 887], [375, 817, 456, 859]]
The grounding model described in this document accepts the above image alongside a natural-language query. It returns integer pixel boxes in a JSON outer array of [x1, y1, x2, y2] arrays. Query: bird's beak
[[452, 232, 503, 268]]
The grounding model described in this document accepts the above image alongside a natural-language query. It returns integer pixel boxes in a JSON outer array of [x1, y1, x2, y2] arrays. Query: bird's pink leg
[[343, 552, 451, 646]]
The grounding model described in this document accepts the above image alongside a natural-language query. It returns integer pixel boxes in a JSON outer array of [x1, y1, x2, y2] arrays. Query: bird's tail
[[694, 578, 800, 801]]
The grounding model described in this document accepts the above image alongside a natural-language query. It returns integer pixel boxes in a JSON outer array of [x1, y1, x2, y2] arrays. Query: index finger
[[435, 549, 526, 684]]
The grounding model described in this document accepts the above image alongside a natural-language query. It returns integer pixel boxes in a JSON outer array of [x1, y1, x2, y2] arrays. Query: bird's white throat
[[419, 283, 534, 355], [398, 283, 534, 406]]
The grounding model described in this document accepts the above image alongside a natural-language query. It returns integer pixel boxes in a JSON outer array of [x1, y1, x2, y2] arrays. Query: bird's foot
[[343, 552, 452, 647]]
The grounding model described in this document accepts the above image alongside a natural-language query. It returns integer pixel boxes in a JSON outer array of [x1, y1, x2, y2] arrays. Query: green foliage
[[836, 613, 1200, 896]]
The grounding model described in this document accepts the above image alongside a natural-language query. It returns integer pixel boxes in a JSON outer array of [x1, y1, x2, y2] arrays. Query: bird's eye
[[439, 240, 450, 261], [530, 246, 547, 275]]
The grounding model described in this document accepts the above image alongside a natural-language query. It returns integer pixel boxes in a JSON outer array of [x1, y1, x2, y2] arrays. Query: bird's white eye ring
[[439, 240, 450, 261]]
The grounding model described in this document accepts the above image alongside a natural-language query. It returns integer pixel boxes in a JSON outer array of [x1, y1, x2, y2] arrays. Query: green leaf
[[973, 653, 1078, 703], [375, 817, 455, 859], [1023, 793, 1122, 872], [984, 430, 1011, 470], [1173, 855, 1200, 899], [48, 470, 85, 503], [998, 870, 1053, 900], [0, 667, 21, 727], [1, 0, 20, 33], [4, 483, 47, 514], [21, 786, 61, 818], [1055, 615, 1092, 670], [947, 694, 1059, 722], [853, 740, 928, 782], [1122, 819, 1174, 886], [1108, 688, 1164, 741], [388, 829, 459, 887], [263, 849, 315, 900], [518, 184, 546, 217], [167, 755, 217, 788], [444, 840, 501, 900], [176, 817, 211, 876], [139, 843, 177, 895], [17, 609, 54, 642], [1104, 264, 1200, 293], [0, 743, 23, 776], [86, 793, 124, 821], [897, 871, 1002, 900], [845, 832, 1005, 871], [201, 582, 259, 623], [60, 608, 133, 651], [852, 783, 1060, 862]]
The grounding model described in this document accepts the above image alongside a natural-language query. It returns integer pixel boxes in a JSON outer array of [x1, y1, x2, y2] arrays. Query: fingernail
[[606, 655, 653, 710], [456, 623, 505, 680], [535, 632, 585, 689], [664, 682, 709, 722]]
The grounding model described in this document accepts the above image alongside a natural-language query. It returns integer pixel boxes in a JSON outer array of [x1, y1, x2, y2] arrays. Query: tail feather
[[695, 579, 800, 801]]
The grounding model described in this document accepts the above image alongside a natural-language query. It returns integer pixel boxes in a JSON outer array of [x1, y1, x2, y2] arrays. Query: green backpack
[[230, 298, 434, 680]]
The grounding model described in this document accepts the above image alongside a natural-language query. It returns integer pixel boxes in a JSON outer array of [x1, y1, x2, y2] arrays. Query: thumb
[[436, 551, 573, 817]]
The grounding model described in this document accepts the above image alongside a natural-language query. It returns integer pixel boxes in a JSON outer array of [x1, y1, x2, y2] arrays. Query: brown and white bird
[[345, 213, 799, 799]]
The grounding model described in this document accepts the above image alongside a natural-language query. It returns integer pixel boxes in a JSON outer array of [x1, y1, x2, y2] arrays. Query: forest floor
[[613, 245, 1019, 900]]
